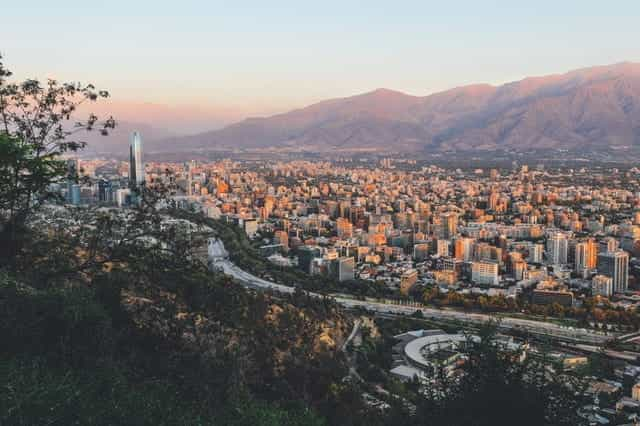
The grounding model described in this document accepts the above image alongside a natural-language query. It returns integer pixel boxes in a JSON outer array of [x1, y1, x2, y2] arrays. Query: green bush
[[0, 273, 115, 365]]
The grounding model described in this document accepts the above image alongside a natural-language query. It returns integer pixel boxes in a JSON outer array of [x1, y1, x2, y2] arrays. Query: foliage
[[412, 325, 587, 426], [370, 320, 589, 426], [0, 55, 113, 266], [0, 133, 67, 261], [0, 356, 325, 426], [419, 284, 640, 328], [0, 272, 115, 366]]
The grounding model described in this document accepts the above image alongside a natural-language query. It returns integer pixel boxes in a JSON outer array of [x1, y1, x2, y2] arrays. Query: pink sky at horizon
[[4, 0, 640, 135], [84, 99, 281, 134], [74, 58, 640, 136]]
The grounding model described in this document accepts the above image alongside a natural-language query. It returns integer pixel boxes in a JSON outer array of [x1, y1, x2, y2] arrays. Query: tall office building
[[575, 239, 598, 276], [440, 212, 458, 239], [129, 131, 145, 189], [97, 179, 113, 203], [66, 158, 79, 179], [528, 243, 544, 264], [592, 275, 613, 297], [597, 250, 629, 293], [546, 232, 568, 265], [297, 246, 322, 274]]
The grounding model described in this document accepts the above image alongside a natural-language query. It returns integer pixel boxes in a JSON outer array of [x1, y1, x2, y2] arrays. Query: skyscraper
[[575, 238, 598, 276], [597, 250, 629, 293], [546, 232, 568, 265], [129, 131, 145, 190], [592, 275, 613, 297], [97, 178, 113, 203]]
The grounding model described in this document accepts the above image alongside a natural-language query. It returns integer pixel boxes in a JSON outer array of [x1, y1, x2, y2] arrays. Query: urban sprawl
[[59, 133, 640, 422]]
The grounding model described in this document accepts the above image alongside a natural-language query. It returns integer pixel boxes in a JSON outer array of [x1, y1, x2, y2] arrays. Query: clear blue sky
[[2, 0, 639, 115]]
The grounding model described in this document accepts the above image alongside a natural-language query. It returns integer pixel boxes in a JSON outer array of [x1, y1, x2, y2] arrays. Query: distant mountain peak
[[367, 88, 413, 96], [151, 62, 640, 154]]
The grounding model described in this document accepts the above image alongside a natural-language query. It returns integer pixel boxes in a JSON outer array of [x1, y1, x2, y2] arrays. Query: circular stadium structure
[[403, 332, 476, 371], [390, 329, 525, 382]]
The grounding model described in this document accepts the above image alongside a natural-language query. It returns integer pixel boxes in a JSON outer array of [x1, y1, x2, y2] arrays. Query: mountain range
[[107, 62, 640, 154]]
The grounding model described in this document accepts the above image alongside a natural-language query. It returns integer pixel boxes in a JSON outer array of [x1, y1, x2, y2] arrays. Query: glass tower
[[129, 131, 145, 189]]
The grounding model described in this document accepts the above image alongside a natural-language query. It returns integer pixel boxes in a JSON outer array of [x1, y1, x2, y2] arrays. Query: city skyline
[[7, 42, 640, 424], [7, 4, 640, 424]]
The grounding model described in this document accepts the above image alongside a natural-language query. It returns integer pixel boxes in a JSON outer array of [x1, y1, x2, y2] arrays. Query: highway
[[212, 245, 613, 345], [338, 298, 612, 344]]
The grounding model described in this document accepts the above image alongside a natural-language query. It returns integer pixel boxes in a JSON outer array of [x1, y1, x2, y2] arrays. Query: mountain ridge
[[142, 62, 640, 153]]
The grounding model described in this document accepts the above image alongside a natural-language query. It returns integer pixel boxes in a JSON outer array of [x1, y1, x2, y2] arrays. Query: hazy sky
[[2, 0, 640, 131]]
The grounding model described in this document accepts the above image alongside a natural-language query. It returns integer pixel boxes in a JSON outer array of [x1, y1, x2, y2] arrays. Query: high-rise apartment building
[[474, 242, 502, 264], [413, 243, 430, 262], [440, 212, 458, 240], [454, 237, 475, 262], [592, 274, 613, 297], [575, 238, 598, 276], [338, 257, 355, 282], [528, 243, 544, 264], [471, 261, 499, 285], [274, 230, 289, 251], [597, 250, 629, 293], [546, 232, 568, 265]]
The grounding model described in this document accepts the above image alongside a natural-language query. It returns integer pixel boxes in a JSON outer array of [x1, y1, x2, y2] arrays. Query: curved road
[[215, 255, 612, 345]]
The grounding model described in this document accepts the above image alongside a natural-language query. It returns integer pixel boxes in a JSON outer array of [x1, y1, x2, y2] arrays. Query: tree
[[0, 55, 114, 266], [407, 323, 588, 426], [0, 133, 66, 262]]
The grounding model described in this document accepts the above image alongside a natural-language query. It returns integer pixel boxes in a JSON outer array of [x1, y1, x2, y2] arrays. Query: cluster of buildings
[[57, 135, 640, 422], [62, 141, 640, 306], [61, 131, 145, 206]]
